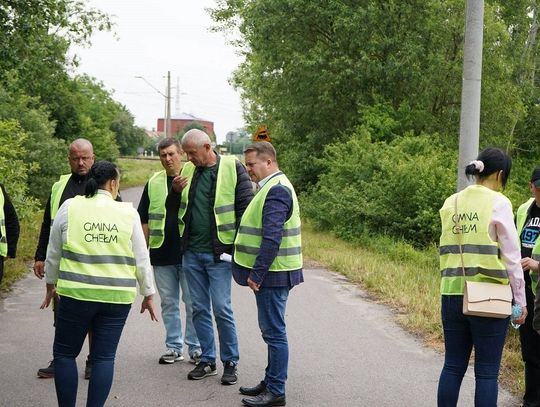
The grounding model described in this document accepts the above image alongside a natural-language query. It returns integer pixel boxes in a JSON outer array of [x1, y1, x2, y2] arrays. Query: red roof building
[[157, 113, 214, 137]]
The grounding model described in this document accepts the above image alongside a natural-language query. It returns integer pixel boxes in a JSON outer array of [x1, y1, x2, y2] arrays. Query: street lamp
[[135, 71, 171, 138]]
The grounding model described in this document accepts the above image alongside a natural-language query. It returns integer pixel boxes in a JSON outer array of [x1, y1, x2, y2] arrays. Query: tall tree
[[211, 0, 525, 188], [0, 0, 112, 140]]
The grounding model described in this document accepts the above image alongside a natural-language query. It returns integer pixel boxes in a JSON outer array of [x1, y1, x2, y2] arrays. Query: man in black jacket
[[172, 129, 253, 385], [0, 183, 20, 286], [34, 138, 95, 379]]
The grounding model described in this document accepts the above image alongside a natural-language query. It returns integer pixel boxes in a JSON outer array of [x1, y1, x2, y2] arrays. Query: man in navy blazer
[[232, 142, 304, 407]]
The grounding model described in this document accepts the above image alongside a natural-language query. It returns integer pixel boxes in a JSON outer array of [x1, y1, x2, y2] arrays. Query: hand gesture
[[34, 260, 45, 279], [40, 284, 57, 309], [514, 305, 528, 326], [247, 277, 260, 293], [521, 257, 540, 272], [140, 295, 158, 322], [171, 176, 188, 193]]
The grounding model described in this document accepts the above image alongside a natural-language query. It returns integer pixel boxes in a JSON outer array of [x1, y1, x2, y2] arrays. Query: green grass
[[118, 157, 162, 189], [302, 221, 524, 396]]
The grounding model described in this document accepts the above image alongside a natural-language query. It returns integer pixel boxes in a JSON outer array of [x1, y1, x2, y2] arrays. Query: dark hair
[[157, 137, 181, 152], [244, 141, 277, 162], [85, 161, 119, 197], [465, 147, 512, 187]]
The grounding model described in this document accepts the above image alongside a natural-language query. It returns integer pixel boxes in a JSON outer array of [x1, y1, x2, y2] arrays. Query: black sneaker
[[37, 360, 55, 378], [84, 358, 92, 380], [221, 361, 238, 385], [187, 362, 217, 380]]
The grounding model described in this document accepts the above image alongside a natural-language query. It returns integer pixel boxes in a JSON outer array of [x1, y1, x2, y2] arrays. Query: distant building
[[144, 129, 161, 140], [157, 113, 214, 137]]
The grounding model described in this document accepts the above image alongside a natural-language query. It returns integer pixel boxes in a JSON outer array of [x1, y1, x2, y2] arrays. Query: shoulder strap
[[454, 194, 466, 278]]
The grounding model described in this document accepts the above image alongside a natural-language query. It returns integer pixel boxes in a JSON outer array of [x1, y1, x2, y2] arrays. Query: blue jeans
[[256, 286, 290, 396], [153, 264, 200, 355], [53, 296, 131, 407], [437, 295, 509, 407], [182, 250, 239, 364]]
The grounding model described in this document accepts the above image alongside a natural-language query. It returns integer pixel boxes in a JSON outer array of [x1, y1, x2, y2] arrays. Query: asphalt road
[[0, 186, 520, 406]]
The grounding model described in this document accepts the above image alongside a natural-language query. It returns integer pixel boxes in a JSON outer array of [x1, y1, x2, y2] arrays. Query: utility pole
[[166, 70, 172, 138], [457, 0, 484, 191], [135, 72, 173, 138]]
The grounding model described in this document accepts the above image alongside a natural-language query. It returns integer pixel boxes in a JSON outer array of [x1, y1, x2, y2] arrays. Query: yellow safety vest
[[0, 188, 6, 257], [516, 197, 540, 293], [50, 174, 71, 222], [178, 156, 238, 244], [56, 194, 137, 304], [147, 170, 168, 248], [234, 173, 302, 271], [439, 185, 509, 295]]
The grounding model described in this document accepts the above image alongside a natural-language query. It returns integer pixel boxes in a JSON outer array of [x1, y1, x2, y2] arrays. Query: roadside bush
[[0, 120, 38, 218], [301, 132, 456, 246], [503, 156, 537, 211], [0, 82, 68, 204]]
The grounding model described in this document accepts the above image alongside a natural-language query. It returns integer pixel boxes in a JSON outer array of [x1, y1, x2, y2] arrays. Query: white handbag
[[454, 195, 512, 319]]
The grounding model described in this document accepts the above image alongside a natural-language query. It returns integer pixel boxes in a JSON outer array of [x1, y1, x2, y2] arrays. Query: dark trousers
[[519, 285, 540, 407], [53, 296, 131, 407], [437, 295, 509, 407], [0, 256, 4, 285]]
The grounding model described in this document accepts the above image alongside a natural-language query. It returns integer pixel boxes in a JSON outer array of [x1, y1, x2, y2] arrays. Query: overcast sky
[[71, 0, 244, 143]]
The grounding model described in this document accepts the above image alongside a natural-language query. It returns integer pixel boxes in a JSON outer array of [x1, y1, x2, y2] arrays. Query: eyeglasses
[[69, 156, 93, 162]]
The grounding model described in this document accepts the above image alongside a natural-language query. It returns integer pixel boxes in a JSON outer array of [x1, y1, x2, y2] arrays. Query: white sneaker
[[159, 349, 184, 364]]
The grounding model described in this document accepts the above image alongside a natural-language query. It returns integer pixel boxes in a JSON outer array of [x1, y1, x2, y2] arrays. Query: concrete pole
[[166, 71, 172, 138], [457, 0, 484, 192]]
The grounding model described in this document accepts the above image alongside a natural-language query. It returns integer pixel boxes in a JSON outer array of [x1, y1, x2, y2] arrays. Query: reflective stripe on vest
[[439, 185, 509, 295], [56, 194, 137, 304], [0, 188, 6, 257], [50, 174, 71, 222], [234, 173, 302, 272], [178, 156, 238, 244], [517, 198, 540, 293], [147, 170, 167, 248]]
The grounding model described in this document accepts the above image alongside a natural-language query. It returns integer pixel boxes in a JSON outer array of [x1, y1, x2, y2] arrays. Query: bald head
[[68, 138, 95, 175], [70, 138, 94, 153], [181, 129, 216, 167], [181, 129, 211, 148]]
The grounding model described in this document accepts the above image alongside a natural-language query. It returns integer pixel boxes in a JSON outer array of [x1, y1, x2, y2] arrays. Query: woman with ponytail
[[437, 147, 527, 406], [41, 160, 157, 407]]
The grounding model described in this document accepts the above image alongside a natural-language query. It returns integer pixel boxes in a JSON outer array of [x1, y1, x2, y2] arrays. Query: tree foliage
[[212, 0, 540, 246], [0, 1, 145, 212], [302, 132, 457, 246], [212, 1, 531, 182], [0, 120, 39, 217], [111, 110, 147, 156], [0, 80, 67, 204]]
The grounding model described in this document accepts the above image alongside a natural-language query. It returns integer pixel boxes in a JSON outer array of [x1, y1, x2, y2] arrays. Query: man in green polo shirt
[[172, 129, 253, 385]]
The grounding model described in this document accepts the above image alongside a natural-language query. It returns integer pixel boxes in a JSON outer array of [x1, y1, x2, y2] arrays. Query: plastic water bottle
[[511, 304, 522, 329]]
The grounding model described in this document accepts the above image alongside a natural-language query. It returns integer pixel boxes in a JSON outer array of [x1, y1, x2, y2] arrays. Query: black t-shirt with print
[[137, 176, 182, 266], [520, 202, 540, 285]]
